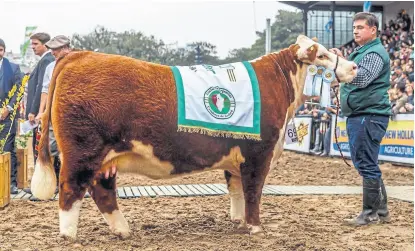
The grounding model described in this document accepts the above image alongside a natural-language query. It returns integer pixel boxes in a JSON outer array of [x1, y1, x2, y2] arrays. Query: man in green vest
[[330, 12, 391, 226]]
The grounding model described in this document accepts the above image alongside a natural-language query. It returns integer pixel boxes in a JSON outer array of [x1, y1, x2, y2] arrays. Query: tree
[[71, 10, 303, 65], [220, 10, 303, 63]]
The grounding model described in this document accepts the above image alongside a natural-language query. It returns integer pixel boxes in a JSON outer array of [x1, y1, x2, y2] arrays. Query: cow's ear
[[306, 44, 318, 61], [311, 37, 318, 42]]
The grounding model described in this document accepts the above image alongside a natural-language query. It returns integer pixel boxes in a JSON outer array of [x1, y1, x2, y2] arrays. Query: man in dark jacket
[[0, 38, 23, 194], [23, 33, 54, 197], [25, 33, 54, 164]]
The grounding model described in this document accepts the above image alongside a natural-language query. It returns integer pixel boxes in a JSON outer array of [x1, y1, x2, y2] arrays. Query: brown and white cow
[[31, 35, 357, 240]]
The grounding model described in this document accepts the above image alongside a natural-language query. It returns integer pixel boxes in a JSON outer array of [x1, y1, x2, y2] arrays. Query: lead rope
[[332, 87, 352, 168], [331, 55, 352, 168]]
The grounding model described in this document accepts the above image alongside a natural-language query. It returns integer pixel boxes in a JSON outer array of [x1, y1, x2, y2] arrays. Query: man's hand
[[329, 48, 344, 58], [35, 112, 43, 124], [0, 108, 9, 121], [28, 113, 36, 125]]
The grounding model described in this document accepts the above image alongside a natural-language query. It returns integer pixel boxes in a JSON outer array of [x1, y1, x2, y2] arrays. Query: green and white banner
[[21, 26, 37, 58], [171, 62, 261, 140]]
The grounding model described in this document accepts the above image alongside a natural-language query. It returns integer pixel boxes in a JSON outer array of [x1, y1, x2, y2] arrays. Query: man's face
[[353, 19, 377, 46], [31, 39, 47, 56], [0, 46, 4, 60], [51, 46, 69, 58]]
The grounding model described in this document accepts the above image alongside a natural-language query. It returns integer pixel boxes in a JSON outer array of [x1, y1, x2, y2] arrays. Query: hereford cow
[[31, 35, 357, 240]]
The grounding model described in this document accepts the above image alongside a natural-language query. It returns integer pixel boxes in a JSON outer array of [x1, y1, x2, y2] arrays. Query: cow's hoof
[[111, 229, 131, 239], [60, 233, 77, 242], [249, 225, 264, 236], [232, 220, 247, 229]]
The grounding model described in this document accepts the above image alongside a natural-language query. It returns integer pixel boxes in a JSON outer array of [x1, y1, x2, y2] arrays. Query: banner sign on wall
[[330, 114, 413, 165]]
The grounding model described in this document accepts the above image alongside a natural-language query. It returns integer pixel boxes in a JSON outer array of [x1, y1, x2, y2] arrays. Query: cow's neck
[[252, 48, 308, 112], [250, 49, 309, 168]]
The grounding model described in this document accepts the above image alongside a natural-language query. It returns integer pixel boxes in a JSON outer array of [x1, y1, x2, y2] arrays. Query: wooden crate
[[0, 152, 11, 209], [17, 148, 29, 189]]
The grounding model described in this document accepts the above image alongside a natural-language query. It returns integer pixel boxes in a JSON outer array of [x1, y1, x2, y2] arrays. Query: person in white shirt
[[35, 35, 71, 195]]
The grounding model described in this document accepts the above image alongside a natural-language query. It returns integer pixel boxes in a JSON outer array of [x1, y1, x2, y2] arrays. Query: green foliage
[[15, 130, 33, 149], [72, 10, 303, 65]]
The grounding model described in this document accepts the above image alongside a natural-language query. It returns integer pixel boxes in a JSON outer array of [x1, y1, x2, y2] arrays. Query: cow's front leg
[[89, 173, 130, 239], [240, 157, 271, 235], [59, 173, 87, 240], [225, 171, 247, 230]]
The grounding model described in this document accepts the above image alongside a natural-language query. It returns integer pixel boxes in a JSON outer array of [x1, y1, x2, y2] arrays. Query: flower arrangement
[[0, 75, 29, 153]]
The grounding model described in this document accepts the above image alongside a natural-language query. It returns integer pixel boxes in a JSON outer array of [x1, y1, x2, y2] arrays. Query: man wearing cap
[[35, 35, 71, 192], [0, 38, 24, 194]]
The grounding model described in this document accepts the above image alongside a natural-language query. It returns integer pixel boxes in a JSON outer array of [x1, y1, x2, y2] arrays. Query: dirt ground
[[8, 149, 411, 251], [0, 195, 413, 251]]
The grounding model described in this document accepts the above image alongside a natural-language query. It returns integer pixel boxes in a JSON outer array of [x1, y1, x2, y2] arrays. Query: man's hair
[[353, 12, 379, 30], [30, 32, 51, 44]]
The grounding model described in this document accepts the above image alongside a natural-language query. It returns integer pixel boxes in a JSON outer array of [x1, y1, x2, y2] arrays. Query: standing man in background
[[0, 38, 23, 194], [26, 32, 54, 164], [35, 35, 72, 193], [330, 12, 392, 226], [23, 32, 54, 196]]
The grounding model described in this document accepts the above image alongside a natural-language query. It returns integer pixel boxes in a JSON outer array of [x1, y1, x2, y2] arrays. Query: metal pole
[[303, 9, 308, 36], [331, 1, 335, 48], [266, 18, 271, 54]]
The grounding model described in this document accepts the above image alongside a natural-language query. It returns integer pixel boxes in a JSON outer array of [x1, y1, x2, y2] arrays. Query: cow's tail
[[31, 53, 74, 200]]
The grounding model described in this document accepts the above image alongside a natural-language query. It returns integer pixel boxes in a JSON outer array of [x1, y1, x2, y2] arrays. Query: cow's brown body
[[32, 35, 357, 239]]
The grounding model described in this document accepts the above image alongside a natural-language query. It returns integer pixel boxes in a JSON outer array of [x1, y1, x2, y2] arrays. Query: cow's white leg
[[102, 210, 130, 239], [226, 172, 247, 229], [59, 200, 83, 239]]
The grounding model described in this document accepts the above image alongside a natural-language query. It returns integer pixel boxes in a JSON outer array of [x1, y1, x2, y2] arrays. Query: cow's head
[[290, 35, 357, 83]]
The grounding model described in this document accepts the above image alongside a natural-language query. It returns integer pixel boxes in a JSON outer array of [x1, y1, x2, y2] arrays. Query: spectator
[[0, 38, 23, 194], [403, 84, 414, 113], [296, 103, 312, 115], [392, 84, 408, 115], [23, 32, 54, 195], [309, 106, 325, 155], [36, 35, 72, 194]]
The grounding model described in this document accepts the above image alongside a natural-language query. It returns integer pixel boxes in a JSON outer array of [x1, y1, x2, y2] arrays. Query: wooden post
[[17, 148, 28, 189], [0, 152, 11, 209]]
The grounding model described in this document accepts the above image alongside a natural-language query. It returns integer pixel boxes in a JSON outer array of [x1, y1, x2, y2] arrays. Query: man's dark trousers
[[346, 115, 389, 179]]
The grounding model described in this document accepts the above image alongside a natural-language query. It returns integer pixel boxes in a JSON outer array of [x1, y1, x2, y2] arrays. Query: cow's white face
[[293, 35, 357, 83]]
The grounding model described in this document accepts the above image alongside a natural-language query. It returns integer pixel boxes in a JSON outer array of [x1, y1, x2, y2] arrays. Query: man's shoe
[[344, 179, 383, 226], [319, 152, 328, 157], [29, 195, 40, 201], [10, 185, 19, 195], [344, 211, 380, 226], [378, 178, 391, 223], [23, 188, 32, 194]]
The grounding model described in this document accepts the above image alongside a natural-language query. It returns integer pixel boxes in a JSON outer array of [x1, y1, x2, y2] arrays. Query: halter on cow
[[31, 35, 357, 240]]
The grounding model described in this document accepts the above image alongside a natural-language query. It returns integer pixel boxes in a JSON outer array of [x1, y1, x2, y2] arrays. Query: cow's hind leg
[[89, 173, 130, 239], [225, 171, 247, 230], [59, 163, 90, 240], [240, 155, 272, 235]]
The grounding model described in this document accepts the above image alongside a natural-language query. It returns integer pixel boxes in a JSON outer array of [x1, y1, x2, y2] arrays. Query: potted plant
[[0, 75, 28, 209], [15, 130, 31, 189]]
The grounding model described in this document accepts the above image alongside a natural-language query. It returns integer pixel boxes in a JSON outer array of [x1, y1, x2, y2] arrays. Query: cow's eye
[[317, 55, 325, 59]]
